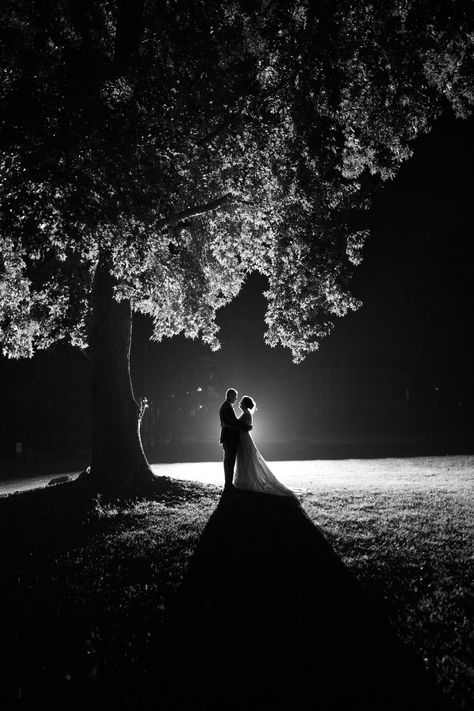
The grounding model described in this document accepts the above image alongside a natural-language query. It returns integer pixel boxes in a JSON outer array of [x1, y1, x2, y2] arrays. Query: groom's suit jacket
[[219, 401, 250, 446]]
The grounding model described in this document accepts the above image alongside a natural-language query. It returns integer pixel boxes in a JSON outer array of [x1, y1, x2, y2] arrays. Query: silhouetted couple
[[219, 387, 295, 496]]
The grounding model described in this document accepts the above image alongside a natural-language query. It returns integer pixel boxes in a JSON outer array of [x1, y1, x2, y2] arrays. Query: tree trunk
[[79, 256, 156, 491]]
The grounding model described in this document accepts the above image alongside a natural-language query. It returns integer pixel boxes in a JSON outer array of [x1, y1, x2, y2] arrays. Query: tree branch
[[157, 193, 235, 229]]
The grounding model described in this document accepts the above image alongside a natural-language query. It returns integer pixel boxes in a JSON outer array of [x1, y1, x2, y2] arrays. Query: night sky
[[2, 111, 473, 458]]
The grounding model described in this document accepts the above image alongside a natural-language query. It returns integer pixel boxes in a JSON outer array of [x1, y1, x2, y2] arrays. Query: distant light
[[199, 404, 203, 409], [197, 386, 202, 392]]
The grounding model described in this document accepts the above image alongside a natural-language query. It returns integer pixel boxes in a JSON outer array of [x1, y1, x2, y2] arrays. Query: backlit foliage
[[0, 1, 472, 360]]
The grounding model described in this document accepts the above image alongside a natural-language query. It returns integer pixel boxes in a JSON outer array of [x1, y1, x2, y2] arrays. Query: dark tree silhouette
[[0, 1, 472, 489]]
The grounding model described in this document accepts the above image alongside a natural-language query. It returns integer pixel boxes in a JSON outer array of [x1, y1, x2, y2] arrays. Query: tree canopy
[[1, 0, 472, 362]]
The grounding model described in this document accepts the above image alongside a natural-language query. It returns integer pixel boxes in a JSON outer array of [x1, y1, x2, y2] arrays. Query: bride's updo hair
[[240, 395, 256, 411]]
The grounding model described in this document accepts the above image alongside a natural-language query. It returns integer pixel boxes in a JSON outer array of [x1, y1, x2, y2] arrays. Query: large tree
[[0, 0, 472, 490]]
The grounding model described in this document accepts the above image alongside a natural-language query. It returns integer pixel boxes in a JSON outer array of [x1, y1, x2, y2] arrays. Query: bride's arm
[[221, 403, 252, 431], [241, 412, 252, 428], [235, 411, 252, 431]]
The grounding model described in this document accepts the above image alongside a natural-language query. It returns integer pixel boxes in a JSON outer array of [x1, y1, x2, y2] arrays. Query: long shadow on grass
[[161, 488, 451, 711]]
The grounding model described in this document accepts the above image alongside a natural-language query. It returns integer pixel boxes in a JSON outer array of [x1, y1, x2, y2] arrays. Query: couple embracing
[[219, 388, 295, 497]]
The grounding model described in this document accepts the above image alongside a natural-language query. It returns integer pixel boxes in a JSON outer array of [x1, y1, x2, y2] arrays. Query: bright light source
[[197, 386, 202, 392]]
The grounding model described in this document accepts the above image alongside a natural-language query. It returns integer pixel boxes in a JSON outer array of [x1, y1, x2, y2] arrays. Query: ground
[[1, 454, 473, 495], [1, 455, 472, 709]]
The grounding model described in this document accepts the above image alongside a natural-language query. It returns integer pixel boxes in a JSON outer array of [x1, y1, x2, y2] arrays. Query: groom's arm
[[231, 421, 252, 431], [219, 403, 237, 430], [237, 420, 252, 431], [227, 406, 252, 431], [220, 403, 252, 431]]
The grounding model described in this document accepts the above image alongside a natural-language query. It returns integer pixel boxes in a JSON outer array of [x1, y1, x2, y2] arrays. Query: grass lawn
[[1, 456, 472, 709]]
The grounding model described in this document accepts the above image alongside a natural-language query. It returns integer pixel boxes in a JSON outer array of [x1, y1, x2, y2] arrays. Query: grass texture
[[1, 456, 472, 709]]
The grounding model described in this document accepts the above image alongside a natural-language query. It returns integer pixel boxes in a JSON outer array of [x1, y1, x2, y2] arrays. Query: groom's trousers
[[222, 441, 238, 488]]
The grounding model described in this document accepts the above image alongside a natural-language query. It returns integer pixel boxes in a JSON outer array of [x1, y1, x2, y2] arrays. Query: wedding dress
[[233, 411, 296, 497]]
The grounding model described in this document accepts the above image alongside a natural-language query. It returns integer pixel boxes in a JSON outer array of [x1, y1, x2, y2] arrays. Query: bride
[[233, 395, 296, 497]]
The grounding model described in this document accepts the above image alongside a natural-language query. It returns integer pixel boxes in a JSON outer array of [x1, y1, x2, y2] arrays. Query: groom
[[219, 388, 252, 490]]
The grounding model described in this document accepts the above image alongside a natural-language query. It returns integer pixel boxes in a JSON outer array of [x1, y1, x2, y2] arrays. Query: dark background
[[2, 113, 473, 465]]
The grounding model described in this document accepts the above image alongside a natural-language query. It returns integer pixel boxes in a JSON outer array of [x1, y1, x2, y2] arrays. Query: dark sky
[[320, 112, 474, 374]]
